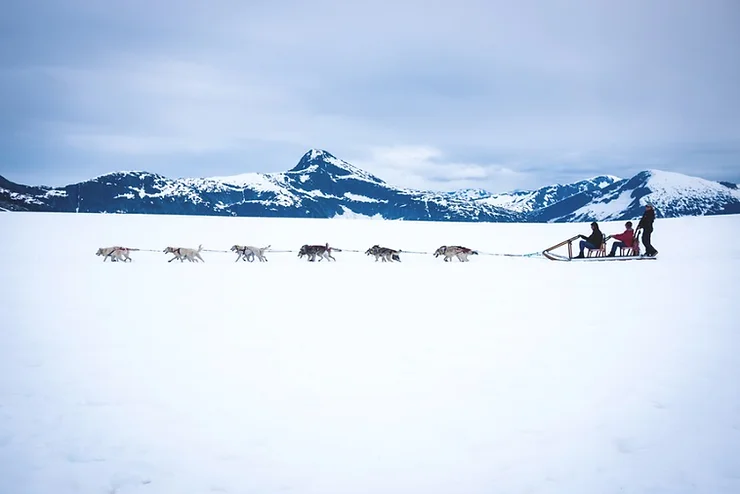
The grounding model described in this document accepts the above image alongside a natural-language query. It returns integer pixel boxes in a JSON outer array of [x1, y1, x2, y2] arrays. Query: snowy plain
[[1, 211, 739, 494]]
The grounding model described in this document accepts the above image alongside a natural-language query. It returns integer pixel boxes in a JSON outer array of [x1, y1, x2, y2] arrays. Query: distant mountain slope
[[2, 151, 738, 223], [478, 175, 622, 213], [534, 170, 740, 222], [0, 150, 520, 222]]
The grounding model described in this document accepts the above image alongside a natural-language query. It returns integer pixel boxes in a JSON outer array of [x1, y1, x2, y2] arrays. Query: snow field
[[1, 212, 739, 494]]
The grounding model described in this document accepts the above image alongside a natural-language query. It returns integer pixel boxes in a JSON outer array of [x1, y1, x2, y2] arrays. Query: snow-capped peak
[[288, 149, 385, 184], [307, 148, 328, 160], [562, 169, 740, 222], [637, 169, 740, 210], [589, 175, 623, 189]]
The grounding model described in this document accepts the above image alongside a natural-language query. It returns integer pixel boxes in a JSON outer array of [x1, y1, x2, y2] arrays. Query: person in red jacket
[[607, 221, 638, 257]]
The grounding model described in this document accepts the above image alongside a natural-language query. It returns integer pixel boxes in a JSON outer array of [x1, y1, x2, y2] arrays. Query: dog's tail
[[472, 250, 479, 255], [263, 245, 271, 251], [197, 244, 203, 252], [128, 248, 141, 251]]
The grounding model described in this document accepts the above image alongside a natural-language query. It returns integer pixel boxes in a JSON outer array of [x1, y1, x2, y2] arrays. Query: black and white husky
[[365, 245, 401, 262], [298, 243, 339, 262], [433, 245, 478, 262]]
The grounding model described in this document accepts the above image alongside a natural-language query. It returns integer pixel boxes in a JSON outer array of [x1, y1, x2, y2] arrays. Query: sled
[[542, 234, 657, 262]]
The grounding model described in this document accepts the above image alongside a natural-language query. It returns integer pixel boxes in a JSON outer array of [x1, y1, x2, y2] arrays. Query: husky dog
[[163, 245, 204, 263], [433, 245, 478, 262], [365, 245, 401, 262], [298, 243, 339, 262], [230, 244, 270, 262], [96, 246, 123, 262], [96, 246, 138, 262]]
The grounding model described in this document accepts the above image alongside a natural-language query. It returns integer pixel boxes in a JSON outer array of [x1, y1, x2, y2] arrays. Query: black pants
[[642, 228, 657, 255]]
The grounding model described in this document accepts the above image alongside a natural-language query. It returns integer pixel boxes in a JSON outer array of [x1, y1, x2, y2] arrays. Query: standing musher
[[636, 203, 658, 257]]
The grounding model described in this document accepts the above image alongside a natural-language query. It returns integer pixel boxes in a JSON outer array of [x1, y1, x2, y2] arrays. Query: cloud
[[2, 0, 739, 189], [353, 146, 531, 192]]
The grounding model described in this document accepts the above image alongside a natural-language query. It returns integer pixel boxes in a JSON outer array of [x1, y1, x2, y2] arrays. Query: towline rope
[[477, 251, 544, 258], [116, 246, 546, 259]]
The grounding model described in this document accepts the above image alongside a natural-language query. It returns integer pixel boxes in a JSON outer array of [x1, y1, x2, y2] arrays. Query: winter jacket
[[638, 208, 655, 231], [582, 230, 604, 247], [612, 229, 635, 246]]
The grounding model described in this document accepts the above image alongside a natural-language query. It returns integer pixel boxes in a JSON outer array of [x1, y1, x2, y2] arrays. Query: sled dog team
[[95, 243, 479, 263]]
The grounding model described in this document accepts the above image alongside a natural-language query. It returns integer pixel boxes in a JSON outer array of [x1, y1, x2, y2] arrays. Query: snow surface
[[203, 172, 283, 192], [567, 188, 636, 220], [2, 190, 45, 206], [480, 191, 533, 211], [343, 192, 384, 203], [114, 192, 136, 200], [332, 206, 386, 220], [2, 211, 740, 494], [43, 189, 68, 198]]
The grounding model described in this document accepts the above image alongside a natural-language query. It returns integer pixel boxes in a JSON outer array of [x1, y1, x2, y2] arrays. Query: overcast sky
[[1, 0, 739, 192]]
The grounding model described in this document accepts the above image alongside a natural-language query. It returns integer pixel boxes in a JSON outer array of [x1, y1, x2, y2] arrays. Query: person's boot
[[574, 253, 584, 259]]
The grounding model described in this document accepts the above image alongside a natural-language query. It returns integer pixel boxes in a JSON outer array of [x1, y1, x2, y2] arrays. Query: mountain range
[[2, 149, 739, 222]]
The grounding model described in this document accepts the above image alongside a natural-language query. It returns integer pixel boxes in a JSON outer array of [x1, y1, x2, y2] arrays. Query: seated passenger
[[574, 222, 604, 258], [608, 221, 637, 257]]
